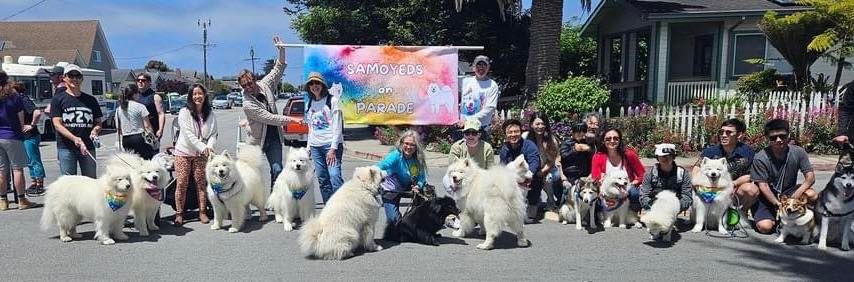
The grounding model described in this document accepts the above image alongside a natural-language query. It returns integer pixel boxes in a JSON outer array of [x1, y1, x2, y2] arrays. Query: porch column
[[719, 21, 731, 91], [655, 22, 669, 102]]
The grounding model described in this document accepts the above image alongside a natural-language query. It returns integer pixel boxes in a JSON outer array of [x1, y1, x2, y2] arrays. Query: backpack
[[650, 165, 684, 187]]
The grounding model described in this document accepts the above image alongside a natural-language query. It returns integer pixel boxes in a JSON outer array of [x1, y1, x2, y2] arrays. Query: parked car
[[100, 100, 117, 129], [212, 94, 232, 109], [281, 96, 308, 147], [167, 95, 187, 114], [232, 95, 243, 107]]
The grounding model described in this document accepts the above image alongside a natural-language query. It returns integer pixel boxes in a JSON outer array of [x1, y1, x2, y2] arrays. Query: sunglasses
[[136, 78, 149, 82], [307, 81, 322, 86], [605, 136, 621, 142], [767, 134, 789, 141], [718, 129, 737, 136], [463, 131, 479, 136]]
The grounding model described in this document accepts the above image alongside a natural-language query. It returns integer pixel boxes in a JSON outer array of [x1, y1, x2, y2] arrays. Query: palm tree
[[456, 0, 592, 99]]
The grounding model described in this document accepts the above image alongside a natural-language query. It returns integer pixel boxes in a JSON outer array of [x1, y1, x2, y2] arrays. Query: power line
[[114, 44, 197, 60], [2, 0, 48, 21]]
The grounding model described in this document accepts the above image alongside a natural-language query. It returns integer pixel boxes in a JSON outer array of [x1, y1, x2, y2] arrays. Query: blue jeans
[[311, 143, 343, 203], [382, 196, 402, 224], [262, 135, 283, 189], [57, 148, 96, 178], [629, 185, 641, 211], [23, 134, 44, 179]]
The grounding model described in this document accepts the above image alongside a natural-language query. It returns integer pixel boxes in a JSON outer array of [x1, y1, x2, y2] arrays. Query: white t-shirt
[[459, 76, 499, 127], [306, 95, 343, 148], [116, 101, 150, 136], [605, 158, 626, 175]]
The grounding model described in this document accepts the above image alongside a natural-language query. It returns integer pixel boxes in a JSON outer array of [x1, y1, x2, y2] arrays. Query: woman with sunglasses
[[303, 72, 344, 203], [590, 128, 646, 211], [377, 130, 430, 225]]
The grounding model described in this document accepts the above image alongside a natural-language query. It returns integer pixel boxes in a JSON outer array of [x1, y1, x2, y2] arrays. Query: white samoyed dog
[[205, 146, 269, 233], [107, 153, 169, 237], [640, 190, 681, 242], [40, 168, 134, 245], [268, 147, 316, 232], [299, 166, 385, 260], [445, 155, 530, 250], [601, 170, 637, 228], [691, 157, 734, 234]]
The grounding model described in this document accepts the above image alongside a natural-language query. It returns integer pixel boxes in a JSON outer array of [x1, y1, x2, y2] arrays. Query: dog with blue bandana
[[268, 147, 316, 232]]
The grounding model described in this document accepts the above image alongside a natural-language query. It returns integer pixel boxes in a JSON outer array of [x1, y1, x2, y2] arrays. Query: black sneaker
[[26, 185, 45, 197]]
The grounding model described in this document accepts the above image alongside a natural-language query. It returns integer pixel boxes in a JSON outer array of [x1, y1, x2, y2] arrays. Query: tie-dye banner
[[303, 45, 459, 125]]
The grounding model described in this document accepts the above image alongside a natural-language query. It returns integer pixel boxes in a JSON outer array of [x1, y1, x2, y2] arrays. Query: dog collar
[[780, 209, 814, 226], [105, 191, 128, 212], [695, 186, 721, 204], [210, 181, 241, 201], [291, 190, 307, 200]]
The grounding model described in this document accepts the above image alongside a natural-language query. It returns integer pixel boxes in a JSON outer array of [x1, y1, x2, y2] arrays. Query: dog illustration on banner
[[426, 83, 455, 115]]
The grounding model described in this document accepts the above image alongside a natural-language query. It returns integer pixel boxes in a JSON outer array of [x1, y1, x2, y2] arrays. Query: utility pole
[[197, 19, 211, 88], [244, 46, 260, 75]]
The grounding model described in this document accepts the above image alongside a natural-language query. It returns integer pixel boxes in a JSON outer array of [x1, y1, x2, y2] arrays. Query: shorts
[[0, 139, 29, 170], [751, 184, 800, 223]]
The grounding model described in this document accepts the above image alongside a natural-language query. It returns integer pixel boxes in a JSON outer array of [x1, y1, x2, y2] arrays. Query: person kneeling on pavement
[[640, 143, 693, 213], [442, 119, 494, 228], [499, 119, 541, 223], [378, 130, 434, 225], [559, 122, 594, 203]]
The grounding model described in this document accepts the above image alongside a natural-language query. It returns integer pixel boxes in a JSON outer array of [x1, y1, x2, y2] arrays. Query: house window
[[635, 33, 650, 82], [92, 50, 102, 63], [732, 34, 765, 76], [693, 34, 714, 77], [91, 80, 103, 96], [609, 37, 623, 83]]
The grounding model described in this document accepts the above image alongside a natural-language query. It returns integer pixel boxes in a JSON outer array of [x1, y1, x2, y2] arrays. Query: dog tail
[[298, 217, 323, 258], [237, 145, 265, 169], [266, 185, 281, 210], [39, 202, 55, 232]]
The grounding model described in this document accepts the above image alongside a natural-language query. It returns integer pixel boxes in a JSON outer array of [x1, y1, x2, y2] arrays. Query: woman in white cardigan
[[173, 84, 217, 226]]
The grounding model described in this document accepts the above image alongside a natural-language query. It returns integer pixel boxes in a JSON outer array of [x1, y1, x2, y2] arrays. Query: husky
[[559, 177, 600, 230], [817, 147, 854, 250], [691, 157, 734, 234]]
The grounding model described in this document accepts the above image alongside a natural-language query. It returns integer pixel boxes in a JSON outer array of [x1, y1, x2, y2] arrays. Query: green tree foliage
[[759, 11, 833, 90], [559, 21, 597, 77], [535, 76, 609, 121], [736, 69, 777, 95], [281, 82, 297, 93], [799, 0, 854, 92], [144, 60, 170, 72], [286, 0, 531, 97]]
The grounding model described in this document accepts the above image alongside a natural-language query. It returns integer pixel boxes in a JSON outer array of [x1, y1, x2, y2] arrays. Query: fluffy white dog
[[445, 155, 530, 250], [601, 170, 637, 228], [299, 166, 385, 260], [691, 157, 734, 234], [206, 146, 269, 233], [107, 153, 169, 237], [640, 190, 681, 242], [268, 147, 316, 232], [40, 168, 134, 245]]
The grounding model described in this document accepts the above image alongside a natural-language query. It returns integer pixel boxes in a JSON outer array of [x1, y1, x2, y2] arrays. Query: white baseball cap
[[654, 143, 677, 157], [63, 64, 83, 76]]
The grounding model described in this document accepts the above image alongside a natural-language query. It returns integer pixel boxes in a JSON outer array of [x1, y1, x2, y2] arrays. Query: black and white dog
[[817, 144, 854, 250], [383, 196, 459, 246]]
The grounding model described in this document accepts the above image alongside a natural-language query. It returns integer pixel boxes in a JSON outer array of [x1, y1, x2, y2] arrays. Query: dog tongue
[[606, 199, 617, 208], [145, 183, 161, 199]]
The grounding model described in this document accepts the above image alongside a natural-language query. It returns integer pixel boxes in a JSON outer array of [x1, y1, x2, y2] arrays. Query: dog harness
[[210, 181, 241, 201], [780, 209, 815, 226], [105, 191, 128, 212], [695, 186, 724, 204], [602, 196, 626, 212]]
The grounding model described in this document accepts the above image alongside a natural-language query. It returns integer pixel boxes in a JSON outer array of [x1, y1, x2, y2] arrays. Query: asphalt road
[[1, 104, 852, 281]]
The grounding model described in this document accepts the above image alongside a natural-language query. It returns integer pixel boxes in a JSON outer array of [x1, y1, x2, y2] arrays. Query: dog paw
[[575, 224, 582, 230], [842, 244, 850, 251], [149, 225, 159, 231], [228, 227, 239, 233], [210, 224, 221, 230], [283, 222, 294, 232], [59, 236, 73, 242], [476, 243, 494, 250], [366, 244, 382, 252], [452, 230, 464, 237], [517, 239, 530, 247], [818, 244, 828, 250], [633, 222, 643, 229], [618, 224, 627, 228], [114, 233, 129, 241], [691, 226, 703, 233], [275, 216, 284, 223], [718, 228, 729, 235], [101, 238, 116, 245]]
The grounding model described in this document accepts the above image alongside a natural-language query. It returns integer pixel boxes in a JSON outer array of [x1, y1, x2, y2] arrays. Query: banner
[[303, 45, 458, 125]]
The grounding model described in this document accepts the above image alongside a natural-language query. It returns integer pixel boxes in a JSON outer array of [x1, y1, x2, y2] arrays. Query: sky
[[2, 0, 599, 85]]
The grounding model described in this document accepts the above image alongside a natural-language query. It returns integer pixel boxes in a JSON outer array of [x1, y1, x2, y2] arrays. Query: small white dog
[[206, 146, 269, 233], [600, 170, 637, 228], [107, 153, 169, 237], [445, 155, 530, 250], [40, 168, 134, 245], [299, 166, 385, 260], [268, 147, 316, 232], [640, 190, 681, 242], [691, 157, 734, 234]]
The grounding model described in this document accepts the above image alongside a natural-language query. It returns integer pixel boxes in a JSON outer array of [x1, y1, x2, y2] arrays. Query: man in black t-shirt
[[49, 64, 102, 178]]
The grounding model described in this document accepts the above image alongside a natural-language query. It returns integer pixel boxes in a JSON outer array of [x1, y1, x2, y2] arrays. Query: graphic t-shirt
[[306, 95, 342, 147], [459, 76, 499, 127], [49, 91, 103, 150]]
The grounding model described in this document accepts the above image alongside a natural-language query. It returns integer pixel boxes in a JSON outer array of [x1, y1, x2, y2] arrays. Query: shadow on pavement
[[709, 235, 854, 280], [642, 231, 682, 248]]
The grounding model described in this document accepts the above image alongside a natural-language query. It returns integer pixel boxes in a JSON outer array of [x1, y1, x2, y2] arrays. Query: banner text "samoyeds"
[[347, 64, 424, 76]]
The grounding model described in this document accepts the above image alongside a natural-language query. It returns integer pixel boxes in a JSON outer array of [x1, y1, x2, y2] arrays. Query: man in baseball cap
[[457, 54, 499, 142], [639, 143, 693, 212]]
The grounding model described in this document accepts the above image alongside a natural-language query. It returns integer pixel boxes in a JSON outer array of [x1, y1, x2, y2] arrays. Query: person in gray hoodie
[[640, 143, 692, 211]]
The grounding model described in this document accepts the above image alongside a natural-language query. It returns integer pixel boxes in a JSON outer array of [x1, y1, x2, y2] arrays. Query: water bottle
[[92, 136, 101, 148]]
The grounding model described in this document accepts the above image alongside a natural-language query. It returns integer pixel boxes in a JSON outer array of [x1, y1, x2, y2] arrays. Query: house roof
[[0, 20, 114, 67], [582, 0, 812, 36], [0, 49, 83, 66], [111, 69, 136, 82]]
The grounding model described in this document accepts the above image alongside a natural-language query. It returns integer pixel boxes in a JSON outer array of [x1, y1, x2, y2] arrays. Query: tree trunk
[[524, 0, 564, 101], [833, 55, 847, 96]]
